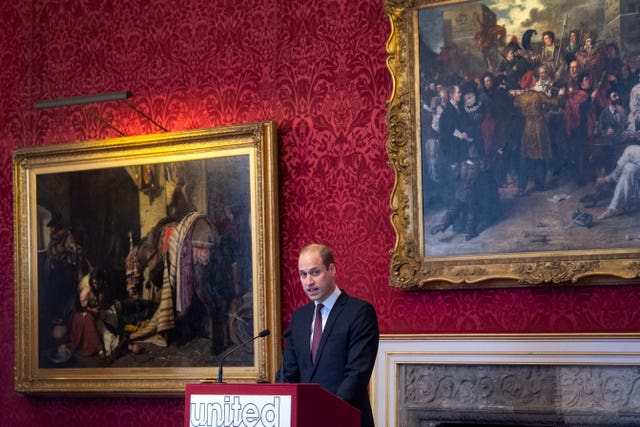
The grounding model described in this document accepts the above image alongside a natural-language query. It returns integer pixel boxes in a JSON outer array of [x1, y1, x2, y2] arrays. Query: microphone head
[[259, 329, 271, 337]]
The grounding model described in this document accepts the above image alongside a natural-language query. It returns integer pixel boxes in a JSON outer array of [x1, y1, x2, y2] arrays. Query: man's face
[[569, 62, 579, 78], [450, 86, 461, 104], [299, 249, 336, 303], [610, 92, 620, 105], [570, 32, 577, 44], [483, 76, 493, 89], [538, 67, 549, 81], [439, 88, 448, 102], [580, 76, 591, 89], [585, 38, 592, 49], [543, 34, 552, 47]]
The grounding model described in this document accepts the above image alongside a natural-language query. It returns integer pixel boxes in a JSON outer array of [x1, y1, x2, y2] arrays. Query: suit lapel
[[301, 303, 315, 364], [310, 291, 348, 376]]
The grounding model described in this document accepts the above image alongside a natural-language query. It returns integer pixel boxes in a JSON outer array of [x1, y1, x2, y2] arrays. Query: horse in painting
[[125, 211, 234, 355]]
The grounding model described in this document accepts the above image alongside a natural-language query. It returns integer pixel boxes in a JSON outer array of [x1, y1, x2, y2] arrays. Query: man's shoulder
[[291, 301, 314, 317], [441, 103, 459, 117], [338, 292, 376, 312]]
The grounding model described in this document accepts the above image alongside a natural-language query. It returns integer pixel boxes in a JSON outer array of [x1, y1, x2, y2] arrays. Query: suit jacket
[[282, 291, 379, 427], [439, 101, 466, 165], [597, 106, 627, 136]]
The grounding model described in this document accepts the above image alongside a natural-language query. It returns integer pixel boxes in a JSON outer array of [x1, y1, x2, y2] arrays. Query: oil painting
[[386, 0, 640, 289], [14, 122, 281, 394]]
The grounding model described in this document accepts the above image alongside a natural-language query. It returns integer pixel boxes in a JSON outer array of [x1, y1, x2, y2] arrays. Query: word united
[[189, 394, 292, 427]]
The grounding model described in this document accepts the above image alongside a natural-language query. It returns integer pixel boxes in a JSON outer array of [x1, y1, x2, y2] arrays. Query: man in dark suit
[[438, 84, 473, 205], [282, 243, 379, 427], [597, 89, 627, 137]]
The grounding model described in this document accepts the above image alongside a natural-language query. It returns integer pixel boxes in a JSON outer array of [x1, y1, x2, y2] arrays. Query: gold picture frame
[[13, 122, 281, 395], [385, 0, 640, 290]]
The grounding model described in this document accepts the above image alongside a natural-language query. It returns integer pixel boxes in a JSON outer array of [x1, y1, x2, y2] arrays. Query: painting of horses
[[13, 122, 281, 395], [385, 0, 640, 290]]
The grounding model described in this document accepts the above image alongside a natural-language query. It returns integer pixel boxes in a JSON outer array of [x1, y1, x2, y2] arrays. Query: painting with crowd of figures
[[13, 122, 281, 395], [386, 0, 640, 289]]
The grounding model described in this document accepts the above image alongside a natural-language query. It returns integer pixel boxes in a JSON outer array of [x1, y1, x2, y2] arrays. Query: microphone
[[216, 329, 270, 383]]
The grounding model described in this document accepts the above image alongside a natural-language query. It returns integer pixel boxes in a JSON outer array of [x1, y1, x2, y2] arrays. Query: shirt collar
[[316, 286, 341, 311]]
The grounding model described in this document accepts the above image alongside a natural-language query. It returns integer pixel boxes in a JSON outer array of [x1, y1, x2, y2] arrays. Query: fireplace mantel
[[372, 334, 640, 427]]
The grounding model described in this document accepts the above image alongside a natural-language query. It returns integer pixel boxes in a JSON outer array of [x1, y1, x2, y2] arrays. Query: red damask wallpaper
[[1, 0, 640, 426]]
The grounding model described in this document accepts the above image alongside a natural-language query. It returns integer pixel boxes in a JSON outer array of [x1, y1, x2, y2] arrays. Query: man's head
[[542, 31, 555, 46], [578, 72, 591, 90], [482, 72, 494, 90], [505, 47, 515, 61], [569, 30, 578, 44], [569, 61, 580, 78], [606, 42, 619, 58], [298, 244, 337, 303], [608, 90, 621, 105], [438, 87, 448, 103], [449, 85, 461, 104], [537, 65, 550, 82]]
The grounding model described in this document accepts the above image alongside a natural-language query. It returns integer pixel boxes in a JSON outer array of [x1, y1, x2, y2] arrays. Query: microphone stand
[[275, 328, 291, 383], [216, 329, 270, 383]]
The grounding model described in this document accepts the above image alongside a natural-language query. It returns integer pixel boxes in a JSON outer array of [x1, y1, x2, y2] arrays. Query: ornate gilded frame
[[13, 122, 281, 395], [385, 0, 640, 290]]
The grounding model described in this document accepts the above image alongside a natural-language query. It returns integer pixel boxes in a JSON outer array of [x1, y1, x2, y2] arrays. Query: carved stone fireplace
[[371, 335, 640, 427]]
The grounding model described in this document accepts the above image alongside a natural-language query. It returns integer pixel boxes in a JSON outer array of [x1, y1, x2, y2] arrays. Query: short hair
[[542, 31, 555, 42], [606, 42, 620, 56], [536, 65, 549, 77], [300, 243, 334, 268], [577, 72, 590, 85]]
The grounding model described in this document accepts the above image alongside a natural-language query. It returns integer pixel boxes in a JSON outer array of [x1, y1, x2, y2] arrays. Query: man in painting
[[626, 80, 640, 131], [537, 31, 565, 80], [558, 60, 582, 95], [44, 212, 88, 328], [430, 144, 484, 241], [577, 32, 606, 89], [438, 84, 473, 204], [596, 89, 627, 137], [564, 29, 580, 65], [595, 145, 640, 220], [564, 72, 597, 186], [498, 43, 534, 90], [512, 69, 563, 194]]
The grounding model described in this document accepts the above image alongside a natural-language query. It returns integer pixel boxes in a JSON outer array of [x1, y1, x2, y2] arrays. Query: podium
[[185, 383, 360, 427]]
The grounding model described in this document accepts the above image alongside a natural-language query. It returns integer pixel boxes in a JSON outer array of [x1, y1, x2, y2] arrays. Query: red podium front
[[185, 383, 360, 427]]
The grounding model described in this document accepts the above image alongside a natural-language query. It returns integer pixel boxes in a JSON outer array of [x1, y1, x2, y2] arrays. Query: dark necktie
[[311, 303, 324, 362]]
